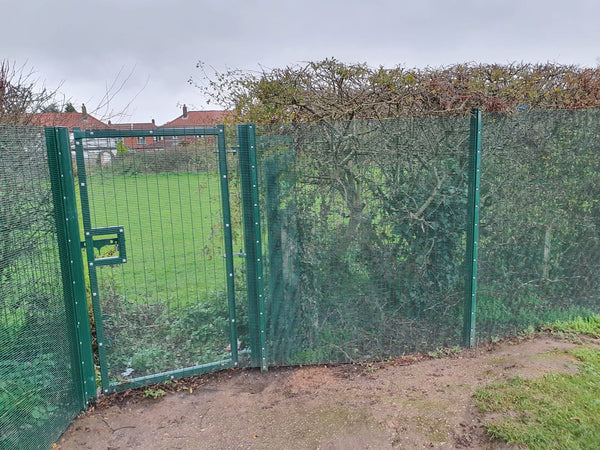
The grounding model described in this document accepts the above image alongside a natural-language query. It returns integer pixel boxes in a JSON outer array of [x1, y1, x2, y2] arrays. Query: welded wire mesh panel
[[257, 117, 471, 365], [79, 128, 243, 385], [477, 110, 600, 343], [0, 126, 80, 449]]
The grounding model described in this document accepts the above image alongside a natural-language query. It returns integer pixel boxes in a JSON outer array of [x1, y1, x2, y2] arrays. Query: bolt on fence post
[[45, 127, 96, 405], [462, 109, 483, 348]]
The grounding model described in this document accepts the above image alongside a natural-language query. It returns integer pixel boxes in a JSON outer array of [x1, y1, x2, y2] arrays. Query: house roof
[[107, 120, 157, 131], [30, 108, 233, 132], [161, 110, 232, 128], [30, 112, 108, 130]]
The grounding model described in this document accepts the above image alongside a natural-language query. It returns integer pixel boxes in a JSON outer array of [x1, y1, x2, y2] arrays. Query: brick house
[[106, 119, 164, 152], [160, 105, 232, 148], [31, 105, 115, 163], [31, 104, 232, 155]]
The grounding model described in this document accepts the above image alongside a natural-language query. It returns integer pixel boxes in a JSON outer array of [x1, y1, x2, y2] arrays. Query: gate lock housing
[[81, 226, 127, 266]]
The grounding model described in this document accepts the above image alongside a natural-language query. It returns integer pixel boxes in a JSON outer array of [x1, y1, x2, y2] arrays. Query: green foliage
[[116, 140, 129, 155], [110, 145, 218, 175], [427, 346, 461, 358], [194, 59, 600, 124], [475, 340, 600, 449], [260, 110, 600, 365], [0, 355, 60, 447], [546, 315, 600, 337], [144, 388, 165, 399], [99, 273, 234, 380], [0, 128, 54, 298], [63, 102, 77, 113], [195, 58, 600, 365]]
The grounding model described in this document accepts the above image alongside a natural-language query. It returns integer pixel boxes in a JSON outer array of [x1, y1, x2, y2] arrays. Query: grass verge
[[474, 316, 600, 449]]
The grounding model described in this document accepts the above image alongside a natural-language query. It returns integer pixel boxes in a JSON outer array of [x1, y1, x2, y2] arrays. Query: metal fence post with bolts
[[238, 123, 267, 371], [462, 109, 483, 348], [45, 127, 96, 404]]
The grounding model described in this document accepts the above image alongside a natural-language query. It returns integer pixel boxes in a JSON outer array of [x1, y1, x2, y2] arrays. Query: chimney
[[81, 103, 87, 117], [183, 104, 188, 119], [108, 120, 112, 126], [152, 118, 156, 126]]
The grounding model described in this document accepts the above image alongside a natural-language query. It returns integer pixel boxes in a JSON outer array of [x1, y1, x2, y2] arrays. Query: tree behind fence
[[256, 110, 600, 366]]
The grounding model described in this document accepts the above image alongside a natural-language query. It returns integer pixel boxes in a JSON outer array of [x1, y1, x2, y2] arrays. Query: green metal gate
[[72, 125, 245, 393]]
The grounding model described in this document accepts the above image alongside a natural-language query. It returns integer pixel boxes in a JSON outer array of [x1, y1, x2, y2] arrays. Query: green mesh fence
[[1, 111, 599, 445], [477, 109, 600, 343], [256, 118, 472, 365], [76, 126, 247, 391], [255, 111, 600, 366], [0, 126, 82, 449]]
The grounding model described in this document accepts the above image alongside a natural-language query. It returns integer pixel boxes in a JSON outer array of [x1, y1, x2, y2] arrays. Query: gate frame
[[72, 125, 239, 393]]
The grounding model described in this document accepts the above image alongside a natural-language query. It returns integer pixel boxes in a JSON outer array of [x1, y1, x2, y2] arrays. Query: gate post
[[238, 123, 267, 371], [217, 124, 239, 366], [45, 127, 96, 405], [462, 109, 483, 348]]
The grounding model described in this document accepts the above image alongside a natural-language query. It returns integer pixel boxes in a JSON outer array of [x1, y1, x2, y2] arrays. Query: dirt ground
[[55, 332, 598, 449]]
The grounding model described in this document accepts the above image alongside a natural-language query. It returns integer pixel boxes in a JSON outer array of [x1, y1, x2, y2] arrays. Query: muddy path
[[56, 333, 597, 449]]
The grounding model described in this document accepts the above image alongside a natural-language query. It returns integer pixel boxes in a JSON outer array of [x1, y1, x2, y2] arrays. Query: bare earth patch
[[56, 333, 597, 449]]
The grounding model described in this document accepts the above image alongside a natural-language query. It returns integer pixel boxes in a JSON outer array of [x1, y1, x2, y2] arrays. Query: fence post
[[462, 109, 483, 348], [45, 127, 96, 406], [238, 123, 267, 371]]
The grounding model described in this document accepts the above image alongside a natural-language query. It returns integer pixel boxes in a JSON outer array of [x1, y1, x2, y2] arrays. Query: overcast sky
[[2, 0, 598, 124]]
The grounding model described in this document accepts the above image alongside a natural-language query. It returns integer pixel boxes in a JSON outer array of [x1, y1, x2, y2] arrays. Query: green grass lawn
[[475, 316, 600, 449], [82, 171, 238, 309]]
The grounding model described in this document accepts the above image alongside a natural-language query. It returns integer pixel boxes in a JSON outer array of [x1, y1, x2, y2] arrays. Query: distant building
[[30, 105, 115, 163], [30, 105, 108, 131], [161, 105, 231, 128], [30, 104, 232, 157], [160, 105, 232, 148], [106, 119, 163, 152]]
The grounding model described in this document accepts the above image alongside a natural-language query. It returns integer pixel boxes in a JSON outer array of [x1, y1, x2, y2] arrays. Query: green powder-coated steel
[[74, 125, 240, 392], [217, 125, 239, 366], [45, 127, 96, 402], [247, 124, 267, 371], [74, 135, 111, 394], [463, 110, 483, 348], [238, 124, 267, 369], [0, 125, 86, 449]]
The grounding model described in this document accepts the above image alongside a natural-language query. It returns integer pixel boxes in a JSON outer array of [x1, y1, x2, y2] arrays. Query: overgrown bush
[[99, 274, 241, 381], [110, 145, 218, 176]]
